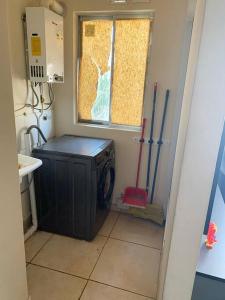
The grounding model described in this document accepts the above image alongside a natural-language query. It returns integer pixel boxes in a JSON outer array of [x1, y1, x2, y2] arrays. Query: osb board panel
[[78, 20, 113, 121], [111, 19, 151, 126]]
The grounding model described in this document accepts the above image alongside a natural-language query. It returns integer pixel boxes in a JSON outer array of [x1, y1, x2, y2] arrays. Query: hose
[[31, 82, 40, 107], [26, 125, 47, 143]]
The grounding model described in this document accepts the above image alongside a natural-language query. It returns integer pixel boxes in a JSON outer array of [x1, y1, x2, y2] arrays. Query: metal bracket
[[132, 137, 170, 145]]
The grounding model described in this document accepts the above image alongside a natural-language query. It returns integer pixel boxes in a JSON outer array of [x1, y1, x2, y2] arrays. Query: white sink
[[18, 154, 42, 179]]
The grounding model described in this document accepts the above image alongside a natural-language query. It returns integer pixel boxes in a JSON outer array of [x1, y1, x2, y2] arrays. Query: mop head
[[129, 203, 164, 226]]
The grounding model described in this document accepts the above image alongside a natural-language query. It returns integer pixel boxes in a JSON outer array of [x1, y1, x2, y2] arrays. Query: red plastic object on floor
[[123, 118, 148, 208], [205, 222, 217, 249]]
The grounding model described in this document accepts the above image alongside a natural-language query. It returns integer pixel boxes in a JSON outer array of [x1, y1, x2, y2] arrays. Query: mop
[[129, 86, 170, 225]]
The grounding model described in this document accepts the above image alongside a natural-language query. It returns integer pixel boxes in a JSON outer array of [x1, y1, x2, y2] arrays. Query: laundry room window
[[77, 14, 153, 128]]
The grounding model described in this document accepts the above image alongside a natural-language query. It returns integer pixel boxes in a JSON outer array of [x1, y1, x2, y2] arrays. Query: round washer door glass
[[98, 160, 115, 209]]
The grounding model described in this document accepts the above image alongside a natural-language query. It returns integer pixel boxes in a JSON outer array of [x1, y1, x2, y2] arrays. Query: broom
[[129, 87, 170, 226]]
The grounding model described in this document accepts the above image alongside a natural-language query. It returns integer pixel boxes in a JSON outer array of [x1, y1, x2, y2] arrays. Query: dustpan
[[123, 187, 147, 208], [123, 118, 147, 208]]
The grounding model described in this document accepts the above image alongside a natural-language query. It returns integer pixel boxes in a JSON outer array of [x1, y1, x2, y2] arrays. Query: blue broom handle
[[150, 89, 170, 203], [146, 82, 158, 194]]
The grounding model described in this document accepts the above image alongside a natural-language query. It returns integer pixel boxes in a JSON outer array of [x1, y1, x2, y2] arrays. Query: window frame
[[75, 11, 154, 131]]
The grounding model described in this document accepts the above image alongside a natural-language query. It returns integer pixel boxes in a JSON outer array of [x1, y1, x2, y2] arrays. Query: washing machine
[[32, 135, 115, 241]]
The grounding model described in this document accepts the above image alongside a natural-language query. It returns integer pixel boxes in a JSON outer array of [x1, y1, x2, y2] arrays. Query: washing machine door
[[98, 159, 115, 209]]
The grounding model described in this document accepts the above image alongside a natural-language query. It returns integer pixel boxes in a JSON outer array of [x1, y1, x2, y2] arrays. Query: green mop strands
[[130, 87, 170, 226]]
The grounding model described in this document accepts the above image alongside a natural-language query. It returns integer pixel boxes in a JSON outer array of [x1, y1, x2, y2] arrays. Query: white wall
[[161, 0, 225, 299], [53, 0, 192, 212], [8, 0, 55, 228], [0, 1, 28, 299]]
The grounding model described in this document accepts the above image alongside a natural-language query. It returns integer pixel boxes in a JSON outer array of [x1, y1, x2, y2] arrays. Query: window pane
[[111, 19, 151, 127], [78, 20, 113, 123]]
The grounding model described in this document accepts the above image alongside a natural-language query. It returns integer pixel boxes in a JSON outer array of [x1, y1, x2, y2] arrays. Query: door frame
[[159, 0, 225, 298], [157, 1, 206, 298]]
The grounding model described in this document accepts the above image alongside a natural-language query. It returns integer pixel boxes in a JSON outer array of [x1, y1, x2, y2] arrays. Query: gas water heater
[[25, 7, 64, 83]]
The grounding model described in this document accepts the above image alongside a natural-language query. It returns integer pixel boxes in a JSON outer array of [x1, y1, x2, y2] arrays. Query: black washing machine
[[32, 135, 115, 241]]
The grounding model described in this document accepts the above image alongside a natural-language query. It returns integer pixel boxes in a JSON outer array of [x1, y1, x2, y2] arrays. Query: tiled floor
[[25, 212, 164, 300]]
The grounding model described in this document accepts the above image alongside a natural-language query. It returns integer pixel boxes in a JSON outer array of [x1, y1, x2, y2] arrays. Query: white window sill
[[75, 122, 141, 133]]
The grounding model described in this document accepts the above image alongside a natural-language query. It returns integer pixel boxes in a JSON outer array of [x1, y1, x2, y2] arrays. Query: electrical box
[[25, 7, 64, 83]]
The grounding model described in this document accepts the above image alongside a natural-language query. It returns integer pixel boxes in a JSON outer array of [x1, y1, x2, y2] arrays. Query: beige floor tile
[[111, 214, 164, 249], [25, 231, 53, 262], [91, 238, 160, 298], [81, 281, 152, 300], [99, 211, 119, 237], [33, 234, 107, 278], [27, 264, 86, 300]]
